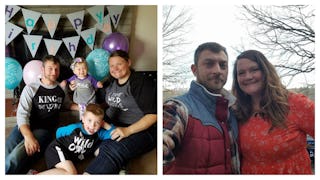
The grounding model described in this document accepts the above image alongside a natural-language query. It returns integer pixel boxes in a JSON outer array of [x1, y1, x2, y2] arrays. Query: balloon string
[[13, 87, 20, 105]]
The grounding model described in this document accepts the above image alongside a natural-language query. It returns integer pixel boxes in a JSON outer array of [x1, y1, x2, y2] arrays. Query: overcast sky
[[177, 5, 315, 90]]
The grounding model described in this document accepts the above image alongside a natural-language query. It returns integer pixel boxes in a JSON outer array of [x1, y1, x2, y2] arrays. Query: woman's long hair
[[231, 50, 289, 131]]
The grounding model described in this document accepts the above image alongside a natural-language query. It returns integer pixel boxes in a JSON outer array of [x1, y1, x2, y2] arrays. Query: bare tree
[[237, 5, 315, 86], [162, 5, 193, 90]]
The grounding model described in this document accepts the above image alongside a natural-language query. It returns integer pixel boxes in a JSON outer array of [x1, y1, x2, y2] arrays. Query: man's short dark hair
[[194, 42, 228, 65], [42, 55, 60, 67]]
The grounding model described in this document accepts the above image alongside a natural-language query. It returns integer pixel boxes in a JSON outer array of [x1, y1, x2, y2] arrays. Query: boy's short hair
[[85, 104, 104, 119]]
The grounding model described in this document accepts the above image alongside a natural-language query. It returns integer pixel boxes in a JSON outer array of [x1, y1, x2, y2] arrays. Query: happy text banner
[[87, 5, 105, 25], [42, 14, 61, 38], [22, 8, 42, 34], [66, 10, 85, 35], [5, 5, 21, 22]]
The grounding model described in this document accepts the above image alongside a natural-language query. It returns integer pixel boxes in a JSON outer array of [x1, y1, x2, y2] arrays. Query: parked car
[[307, 135, 314, 163]]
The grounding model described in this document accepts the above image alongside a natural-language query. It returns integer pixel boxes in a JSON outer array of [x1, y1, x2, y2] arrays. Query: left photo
[[5, 5, 157, 175]]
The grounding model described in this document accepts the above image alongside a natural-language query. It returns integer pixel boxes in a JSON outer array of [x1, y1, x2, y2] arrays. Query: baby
[[67, 57, 103, 119]]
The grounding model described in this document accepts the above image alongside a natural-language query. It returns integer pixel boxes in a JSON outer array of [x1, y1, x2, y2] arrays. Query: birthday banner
[[107, 5, 124, 29], [5, 5, 124, 58], [66, 10, 85, 36], [43, 38, 62, 55], [5, 5, 21, 22], [23, 34, 43, 57], [95, 14, 112, 35], [62, 36, 81, 58], [5, 22, 23, 45], [42, 14, 61, 38]]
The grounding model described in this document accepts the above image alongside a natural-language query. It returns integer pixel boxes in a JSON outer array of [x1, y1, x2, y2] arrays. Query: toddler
[[67, 57, 103, 119]]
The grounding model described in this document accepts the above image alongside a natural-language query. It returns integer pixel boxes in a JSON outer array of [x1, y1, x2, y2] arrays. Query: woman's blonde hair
[[232, 50, 289, 131]]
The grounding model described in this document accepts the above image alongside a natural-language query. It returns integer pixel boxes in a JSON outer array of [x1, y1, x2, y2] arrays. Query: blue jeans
[[85, 125, 156, 174], [5, 125, 52, 174]]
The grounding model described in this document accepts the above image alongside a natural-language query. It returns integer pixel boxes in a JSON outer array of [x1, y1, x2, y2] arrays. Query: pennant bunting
[[87, 5, 105, 25], [23, 35, 43, 58], [6, 6, 128, 58], [5, 5, 21, 22], [42, 14, 61, 38], [62, 36, 80, 58], [81, 27, 97, 50], [21, 8, 42, 34], [6, 22, 24, 45], [44, 38, 62, 55], [95, 14, 112, 35], [107, 5, 124, 29], [66, 10, 85, 35]]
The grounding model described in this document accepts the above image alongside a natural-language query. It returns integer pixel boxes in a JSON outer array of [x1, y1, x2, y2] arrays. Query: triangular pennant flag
[[62, 36, 80, 58], [87, 5, 105, 25], [6, 22, 23, 45], [23, 35, 43, 58], [107, 5, 124, 29], [95, 14, 112, 35], [21, 8, 41, 34], [44, 38, 62, 56], [42, 14, 61, 38], [66, 10, 85, 35], [80, 27, 96, 50], [5, 5, 21, 22]]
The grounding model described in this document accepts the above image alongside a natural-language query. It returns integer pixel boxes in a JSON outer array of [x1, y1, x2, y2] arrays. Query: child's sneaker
[[119, 169, 127, 175], [119, 166, 127, 175], [27, 169, 39, 175]]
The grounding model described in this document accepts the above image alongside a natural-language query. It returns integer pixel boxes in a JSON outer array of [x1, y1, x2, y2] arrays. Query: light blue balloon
[[5, 57, 23, 90], [86, 48, 110, 81]]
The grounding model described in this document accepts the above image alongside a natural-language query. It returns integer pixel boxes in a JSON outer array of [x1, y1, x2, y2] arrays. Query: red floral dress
[[239, 93, 314, 174]]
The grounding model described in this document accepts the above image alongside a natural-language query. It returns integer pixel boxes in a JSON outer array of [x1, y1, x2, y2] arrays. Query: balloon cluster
[[5, 32, 130, 90], [86, 32, 129, 81], [5, 58, 42, 90]]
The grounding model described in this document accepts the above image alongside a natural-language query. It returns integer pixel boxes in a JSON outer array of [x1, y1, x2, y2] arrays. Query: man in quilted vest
[[163, 42, 240, 174]]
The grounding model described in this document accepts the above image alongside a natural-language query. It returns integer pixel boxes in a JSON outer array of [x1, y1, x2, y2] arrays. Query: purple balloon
[[102, 32, 129, 53]]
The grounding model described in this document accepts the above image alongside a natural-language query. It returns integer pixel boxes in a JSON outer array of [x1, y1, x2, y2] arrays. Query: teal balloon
[[86, 48, 110, 81], [5, 57, 23, 90]]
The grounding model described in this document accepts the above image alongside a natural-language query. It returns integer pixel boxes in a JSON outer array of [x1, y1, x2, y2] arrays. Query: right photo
[[162, 5, 315, 174]]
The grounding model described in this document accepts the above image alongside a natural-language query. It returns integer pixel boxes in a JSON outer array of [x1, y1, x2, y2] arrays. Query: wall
[[130, 6, 157, 71]]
